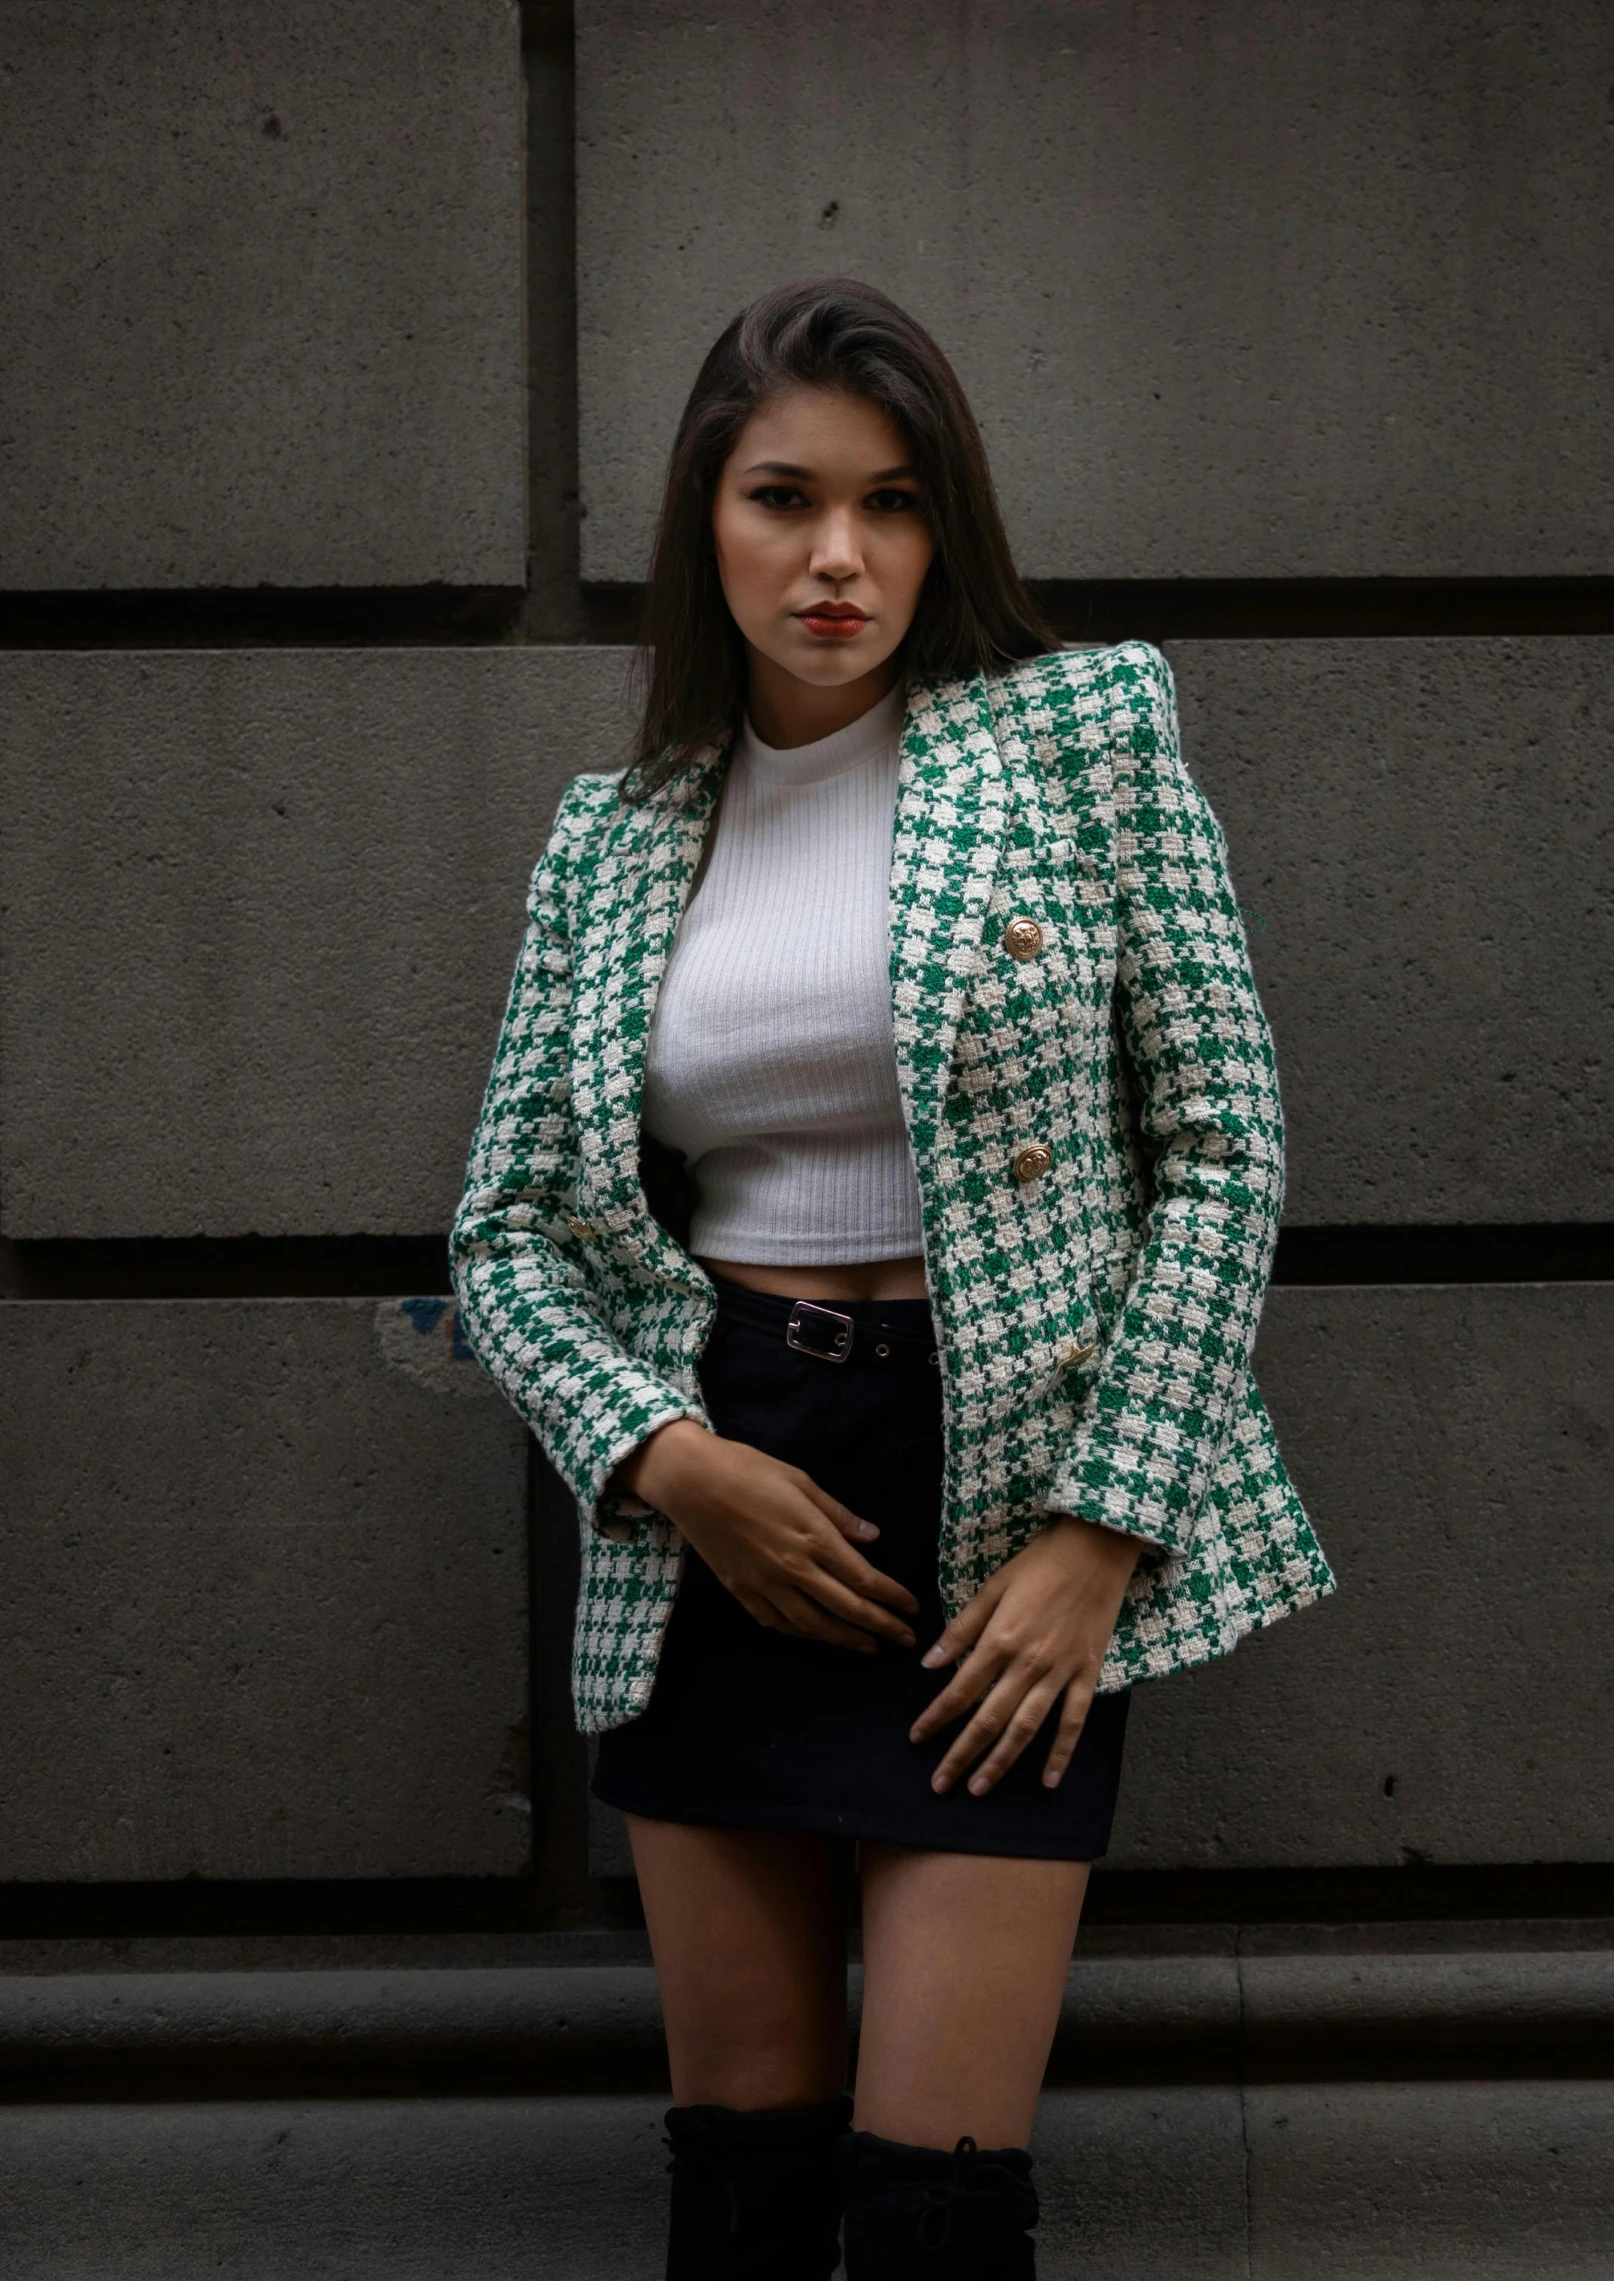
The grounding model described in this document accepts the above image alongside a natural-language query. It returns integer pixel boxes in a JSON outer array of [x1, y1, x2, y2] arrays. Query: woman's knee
[[627, 1820, 852, 2105]]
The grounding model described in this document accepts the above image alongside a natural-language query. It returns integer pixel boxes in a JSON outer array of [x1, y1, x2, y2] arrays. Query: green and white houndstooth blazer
[[451, 638, 1335, 1736]]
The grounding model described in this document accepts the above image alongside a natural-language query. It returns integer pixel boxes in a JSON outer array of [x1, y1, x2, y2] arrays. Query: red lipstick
[[795, 600, 869, 640]]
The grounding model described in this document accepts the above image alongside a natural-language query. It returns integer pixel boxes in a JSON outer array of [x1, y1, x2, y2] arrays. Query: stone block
[[5, 638, 1607, 1237], [1107, 1283, 1614, 1870], [1246, 2081, 1614, 2277], [576, 0, 1614, 581], [0, 1, 525, 589], [1170, 638, 1614, 1225], [0, 1299, 529, 1880], [0, 647, 637, 1238]]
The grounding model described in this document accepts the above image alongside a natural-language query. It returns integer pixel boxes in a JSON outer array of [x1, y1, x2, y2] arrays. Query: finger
[[798, 1570, 916, 1648], [808, 1523, 921, 1607], [769, 1584, 880, 1654], [811, 1537, 922, 1616], [908, 1631, 1012, 1745], [736, 1593, 792, 1635], [798, 1492, 920, 1612], [962, 1680, 1065, 1796], [918, 1573, 1004, 1671], [812, 1488, 882, 1545], [932, 1669, 1055, 1795], [1040, 1677, 1094, 1790], [928, 1668, 1025, 1791]]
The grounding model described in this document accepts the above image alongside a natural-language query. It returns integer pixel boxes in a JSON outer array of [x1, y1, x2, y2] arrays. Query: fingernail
[[1043, 1770, 1061, 1788], [857, 1520, 879, 1538], [931, 1772, 949, 1793], [968, 1775, 988, 1796], [920, 1645, 946, 1668]]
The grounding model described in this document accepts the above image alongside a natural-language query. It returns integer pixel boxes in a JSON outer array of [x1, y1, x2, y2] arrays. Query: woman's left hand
[[909, 1515, 1142, 1796]]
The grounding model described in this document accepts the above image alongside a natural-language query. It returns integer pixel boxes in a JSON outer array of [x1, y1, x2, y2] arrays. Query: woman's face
[[712, 385, 935, 706]]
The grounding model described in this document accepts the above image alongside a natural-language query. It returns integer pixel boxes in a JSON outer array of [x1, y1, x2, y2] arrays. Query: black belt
[[710, 1279, 940, 1368], [784, 1298, 940, 1368]]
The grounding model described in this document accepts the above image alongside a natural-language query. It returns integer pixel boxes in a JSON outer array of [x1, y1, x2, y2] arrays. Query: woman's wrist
[[613, 1417, 709, 1513], [1045, 1508, 1143, 1576]]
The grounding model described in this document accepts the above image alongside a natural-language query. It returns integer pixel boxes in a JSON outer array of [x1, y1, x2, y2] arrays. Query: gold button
[[1003, 915, 1045, 962], [1013, 1142, 1053, 1184], [1058, 1337, 1098, 1369], [566, 1214, 592, 1241]]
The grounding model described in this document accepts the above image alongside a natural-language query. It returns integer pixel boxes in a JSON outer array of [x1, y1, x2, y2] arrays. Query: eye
[[867, 487, 921, 514], [747, 484, 806, 510]]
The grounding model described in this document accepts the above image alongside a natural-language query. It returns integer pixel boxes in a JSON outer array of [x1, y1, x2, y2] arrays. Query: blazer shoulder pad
[[983, 639, 1168, 711], [522, 767, 627, 915], [551, 766, 629, 852]]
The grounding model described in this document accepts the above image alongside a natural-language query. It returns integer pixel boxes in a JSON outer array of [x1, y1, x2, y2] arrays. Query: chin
[[781, 639, 894, 687]]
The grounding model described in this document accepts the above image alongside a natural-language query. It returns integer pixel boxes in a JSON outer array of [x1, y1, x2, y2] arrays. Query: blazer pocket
[[1037, 831, 1108, 883], [972, 1314, 1103, 1427], [1001, 840, 1109, 978]]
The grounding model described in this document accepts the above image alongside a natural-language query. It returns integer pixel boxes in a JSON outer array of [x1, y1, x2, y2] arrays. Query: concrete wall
[[4, 638, 1605, 1240], [1113, 1282, 1614, 1870], [576, 0, 1614, 583], [0, 0, 526, 591], [0, 1299, 529, 1881], [0, 649, 637, 1239], [0, 4, 1608, 1927], [1172, 638, 1614, 1226], [2, 13, 1610, 2271]]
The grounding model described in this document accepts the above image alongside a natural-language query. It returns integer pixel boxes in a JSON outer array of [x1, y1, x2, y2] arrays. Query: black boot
[[839, 2128, 1040, 2276], [662, 2093, 853, 2279]]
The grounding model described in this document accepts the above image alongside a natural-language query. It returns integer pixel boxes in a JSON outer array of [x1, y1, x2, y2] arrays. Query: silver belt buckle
[[785, 1299, 854, 1363]]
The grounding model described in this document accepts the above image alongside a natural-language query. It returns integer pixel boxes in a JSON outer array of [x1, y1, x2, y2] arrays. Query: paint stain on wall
[[373, 1296, 495, 1396]]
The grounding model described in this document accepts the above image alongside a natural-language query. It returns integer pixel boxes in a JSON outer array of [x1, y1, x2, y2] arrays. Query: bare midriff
[[699, 1253, 930, 1304]]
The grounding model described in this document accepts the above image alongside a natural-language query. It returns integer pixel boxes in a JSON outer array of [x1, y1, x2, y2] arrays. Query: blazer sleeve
[[449, 789, 708, 1535], [1043, 641, 1285, 1557]]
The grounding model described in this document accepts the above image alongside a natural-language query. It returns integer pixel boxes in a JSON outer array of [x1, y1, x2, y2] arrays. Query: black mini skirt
[[591, 1276, 1130, 1860]]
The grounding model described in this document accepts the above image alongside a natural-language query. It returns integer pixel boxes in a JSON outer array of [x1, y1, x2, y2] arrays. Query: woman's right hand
[[615, 1419, 919, 1654]]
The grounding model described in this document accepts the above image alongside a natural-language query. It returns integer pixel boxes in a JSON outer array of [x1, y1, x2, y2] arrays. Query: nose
[[809, 505, 863, 585]]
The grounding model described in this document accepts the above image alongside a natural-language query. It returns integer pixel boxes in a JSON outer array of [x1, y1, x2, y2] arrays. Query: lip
[[795, 602, 870, 639]]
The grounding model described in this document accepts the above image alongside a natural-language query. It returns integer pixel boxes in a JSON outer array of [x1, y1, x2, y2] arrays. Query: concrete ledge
[[6, 2082, 1614, 2279], [3, 1950, 1611, 2101]]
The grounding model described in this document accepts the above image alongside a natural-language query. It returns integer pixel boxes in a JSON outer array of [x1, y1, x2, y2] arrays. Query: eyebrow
[[740, 460, 920, 481]]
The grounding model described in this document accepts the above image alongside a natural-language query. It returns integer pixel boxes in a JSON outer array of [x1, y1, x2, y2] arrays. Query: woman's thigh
[[626, 1812, 854, 2109], [855, 1842, 1091, 2149]]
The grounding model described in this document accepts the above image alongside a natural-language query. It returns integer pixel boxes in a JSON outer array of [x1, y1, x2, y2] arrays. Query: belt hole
[[875, 1342, 890, 1358]]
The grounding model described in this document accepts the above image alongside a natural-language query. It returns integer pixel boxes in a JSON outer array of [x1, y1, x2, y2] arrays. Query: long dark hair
[[621, 277, 1056, 801]]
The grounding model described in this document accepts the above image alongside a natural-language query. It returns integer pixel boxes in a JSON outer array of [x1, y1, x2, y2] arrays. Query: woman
[[451, 277, 1333, 2278]]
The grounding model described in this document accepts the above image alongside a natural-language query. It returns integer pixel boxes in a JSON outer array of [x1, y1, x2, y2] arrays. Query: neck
[[744, 649, 901, 750]]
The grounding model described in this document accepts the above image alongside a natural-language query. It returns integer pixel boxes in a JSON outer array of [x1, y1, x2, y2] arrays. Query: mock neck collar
[[737, 682, 905, 787]]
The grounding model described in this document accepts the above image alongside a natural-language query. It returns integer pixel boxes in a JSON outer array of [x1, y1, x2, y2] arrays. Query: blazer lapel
[[576, 678, 1010, 1267], [889, 672, 1009, 1166], [573, 748, 727, 1279]]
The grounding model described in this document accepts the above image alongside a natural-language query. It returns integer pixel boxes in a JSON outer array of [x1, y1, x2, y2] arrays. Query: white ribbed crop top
[[640, 684, 925, 1265]]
